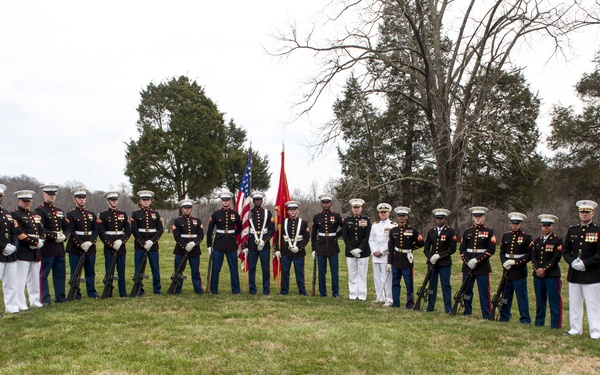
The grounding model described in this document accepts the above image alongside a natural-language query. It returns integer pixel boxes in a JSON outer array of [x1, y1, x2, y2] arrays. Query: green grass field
[[1, 238, 599, 374]]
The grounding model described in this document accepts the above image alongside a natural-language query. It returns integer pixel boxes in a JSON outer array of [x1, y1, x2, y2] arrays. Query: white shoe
[[383, 301, 393, 307]]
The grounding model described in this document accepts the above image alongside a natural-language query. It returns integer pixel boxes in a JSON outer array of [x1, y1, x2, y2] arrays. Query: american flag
[[236, 148, 252, 269]]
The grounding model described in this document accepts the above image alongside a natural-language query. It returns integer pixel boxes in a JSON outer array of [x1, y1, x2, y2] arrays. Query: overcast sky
[[1, 1, 598, 201]]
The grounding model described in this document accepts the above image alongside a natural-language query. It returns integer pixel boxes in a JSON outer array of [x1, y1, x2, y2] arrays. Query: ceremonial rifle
[[101, 249, 119, 299], [311, 253, 317, 296], [489, 269, 509, 321], [167, 251, 189, 295], [414, 265, 434, 311], [206, 251, 213, 294], [450, 269, 474, 315], [129, 250, 149, 297], [67, 253, 86, 301]]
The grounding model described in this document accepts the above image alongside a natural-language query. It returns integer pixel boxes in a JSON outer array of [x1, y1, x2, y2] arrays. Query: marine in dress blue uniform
[[172, 198, 205, 294], [563, 200, 600, 339], [275, 201, 310, 295], [12, 190, 44, 310], [98, 191, 131, 297], [342, 198, 371, 301], [244, 191, 274, 295], [35, 184, 69, 304], [131, 190, 163, 295], [206, 191, 242, 294], [459, 206, 496, 319], [423, 208, 457, 313], [499, 212, 533, 324], [0, 184, 19, 314], [387, 206, 424, 308], [66, 187, 99, 299], [531, 214, 563, 329], [311, 194, 344, 297]]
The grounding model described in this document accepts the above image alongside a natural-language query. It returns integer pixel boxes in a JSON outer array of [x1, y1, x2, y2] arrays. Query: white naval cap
[[0, 184, 6, 195], [432, 208, 451, 218], [137, 190, 154, 199], [538, 214, 558, 224], [319, 193, 334, 203], [71, 187, 89, 197], [394, 206, 411, 216], [40, 184, 60, 193], [251, 191, 265, 200], [179, 198, 194, 207], [377, 203, 392, 212], [285, 201, 301, 209], [576, 200, 598, 212], [104, 191, 120, 200], [469, 206, 489, 216], [219, 191, 233, 200], [15, 190, 34, 201], [349, 198, 365, 207], [508, 212, 527, 223]]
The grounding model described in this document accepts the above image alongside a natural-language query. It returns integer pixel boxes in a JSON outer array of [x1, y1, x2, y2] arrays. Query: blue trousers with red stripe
[[463, 272, 491, 319], [392, 267, 414, 308], [534, 276, 562, 328]]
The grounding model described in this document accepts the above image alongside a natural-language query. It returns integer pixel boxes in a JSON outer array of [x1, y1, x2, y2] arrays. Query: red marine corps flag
[[273, 146, 290, 282], [236, 148, 252, 272]]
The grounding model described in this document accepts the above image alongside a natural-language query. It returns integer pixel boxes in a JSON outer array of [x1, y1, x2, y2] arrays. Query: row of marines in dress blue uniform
[[0, 185, 593, 331]]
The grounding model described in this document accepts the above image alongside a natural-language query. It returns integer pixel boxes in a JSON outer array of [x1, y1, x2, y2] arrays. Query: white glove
[[386, 264, 392, 272], [275, 251, 281, 259], [112, 239, 123, 250], [283, 235, 290, 241], [312, 251, 316, 259], [257, 239, 265, 251], [56, 232, 66, 243], [185, 241, 196, 252], [430, 254, 440, 264], [2, 243, 16, 256], [80, 241, 92, 252], [144, 240, 153, 250], [467, 258, 478, 269], [572, 258, 586, 271], [290, 246, 299, 254], [407, 252, 414, 264], [503, 259, 515, 270], [36, 239, 45, 249], [207, 247, 212, 256], [351, 248, 361, 257], [243, 248, 248, 256]]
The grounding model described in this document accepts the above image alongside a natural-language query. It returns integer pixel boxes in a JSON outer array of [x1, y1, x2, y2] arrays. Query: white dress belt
[[466, 248, 487, 253], [506, 253, 526, 259], [139, 228, 157, 233], [216, 229, 234, 234], [318, 232, 337, 237], [105, 231, 123, 235], [180, 234, 198, 238], [75, 231, 93, 236], [394, 248, 412, 253]]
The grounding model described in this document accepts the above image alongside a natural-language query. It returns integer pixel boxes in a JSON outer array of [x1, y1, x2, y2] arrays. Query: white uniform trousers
[[372, 262, 392, 303], [568, 282, 600, 339], [15, 260, 42, 310], [347, 257, 369, 300], [0, 262, 19, 313]]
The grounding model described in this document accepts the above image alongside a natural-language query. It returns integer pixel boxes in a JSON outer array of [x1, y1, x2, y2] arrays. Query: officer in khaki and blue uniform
[[459, 206, 496, 319], [244, 191, 274, 295], [206, 191, 242, 294], [423, 208, 457, 313], [499, 212, 533, 324], [311, 193, 344, 297], [131, 190, 163, 295], [66, 187, 99, 299], [563, 200, 600, 339], [35, 184, 69, 304], [172, 198, 204, 294], [98, 191, 131, 297], [531, 214, 563, 329], [386, 206, 424, 308], [0, 184, 19, 314], [342, 198, 371, 301], [13, 190, 44, 310]]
